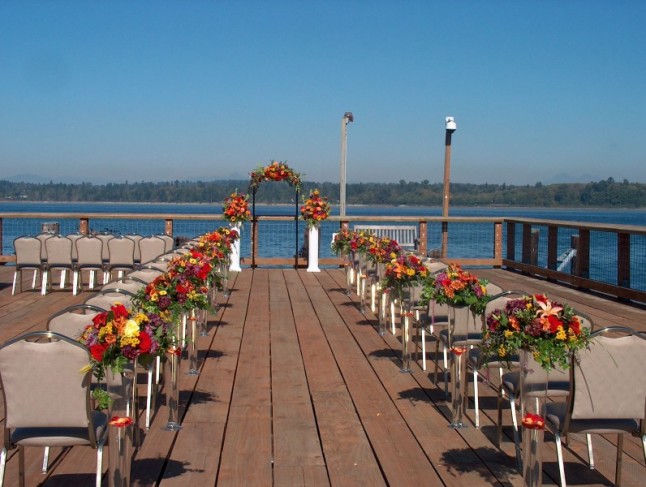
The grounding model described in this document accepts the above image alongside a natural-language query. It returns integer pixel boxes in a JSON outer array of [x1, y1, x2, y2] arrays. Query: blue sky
[[1, 0, 645, 185]]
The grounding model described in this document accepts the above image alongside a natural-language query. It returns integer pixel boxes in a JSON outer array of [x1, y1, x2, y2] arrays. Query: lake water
[[2, 202, 645, 290]]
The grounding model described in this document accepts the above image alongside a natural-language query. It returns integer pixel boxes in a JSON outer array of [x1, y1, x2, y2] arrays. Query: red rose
[[90, 343, 108, 361], [112, 304, 129, 318], [547, 315, 562, 333], [92, 312, 108, 328], [137, 331, 152, 354]]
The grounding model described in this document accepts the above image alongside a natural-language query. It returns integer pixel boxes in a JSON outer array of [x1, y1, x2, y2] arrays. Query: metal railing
[[1, 212, 645, 303]]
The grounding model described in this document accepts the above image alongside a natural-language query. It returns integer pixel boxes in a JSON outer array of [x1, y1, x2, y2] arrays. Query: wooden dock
[[0, 265, 645, 486]]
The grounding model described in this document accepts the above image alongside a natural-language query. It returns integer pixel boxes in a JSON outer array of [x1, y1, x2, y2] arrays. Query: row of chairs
[[398, 266, 646, 486], [0, 243, 190, 487], [11, 233, 174, 296]]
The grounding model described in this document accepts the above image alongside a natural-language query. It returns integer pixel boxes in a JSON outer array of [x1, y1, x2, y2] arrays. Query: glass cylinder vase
[[447, 305, 471, 427], [105, 365, 135, 487], [186, 309, 200, 376], [163, 346, 182, 431], [519, 349, 548, 487], [399, 286, 413, 373]]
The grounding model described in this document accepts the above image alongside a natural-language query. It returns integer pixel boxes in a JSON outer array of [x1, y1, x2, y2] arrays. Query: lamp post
[[441, 116, 456, 258], [339, 112, 354, 218]]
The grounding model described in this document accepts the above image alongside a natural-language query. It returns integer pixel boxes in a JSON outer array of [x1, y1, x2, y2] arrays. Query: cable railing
[[1, 212, 645, 303]]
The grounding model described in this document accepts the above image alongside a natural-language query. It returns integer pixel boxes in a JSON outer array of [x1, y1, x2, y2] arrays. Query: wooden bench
[[353, 224, 418, 251]]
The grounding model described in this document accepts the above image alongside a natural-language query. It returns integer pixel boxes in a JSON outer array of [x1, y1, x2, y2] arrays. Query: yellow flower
[[498, 345, 507, 357], [504, 330, 514, 338], [122, 319, 140, 338]]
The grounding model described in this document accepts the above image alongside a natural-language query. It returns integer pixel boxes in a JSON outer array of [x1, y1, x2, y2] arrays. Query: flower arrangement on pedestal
[[79, 303, 169, 378], [381, 253, 428, 293], [331, 228, 353, 256], [300, 188, 330, 227], [420, 263, 490, 313], [349, 229, 372, 256], [481, 293, 591, 370], [166, 251, 211, 312], [222, 191, 251, 224], [249, 160, 301, 190], [367, 236, 401, 264]]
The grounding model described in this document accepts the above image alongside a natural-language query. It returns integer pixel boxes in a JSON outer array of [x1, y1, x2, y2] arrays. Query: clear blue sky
[[1, 0, 645, 185]]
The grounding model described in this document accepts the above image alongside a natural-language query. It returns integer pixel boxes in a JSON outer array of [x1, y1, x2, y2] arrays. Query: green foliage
[[2, 178, 646, 207]]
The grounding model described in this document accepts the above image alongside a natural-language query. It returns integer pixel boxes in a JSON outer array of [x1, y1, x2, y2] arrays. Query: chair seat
[[546, 401, 640, 435], [439, 328, 482, 346]]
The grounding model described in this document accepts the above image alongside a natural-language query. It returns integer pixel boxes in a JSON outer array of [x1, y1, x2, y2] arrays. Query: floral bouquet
[[481, 293, 591, 370], [166, 252, 211, 313], [367, 236, 401, 263], [421, 263, 490, 314], [300, 188, 331, 227], [331, 228, 353, 256], [249, 160, 301, 189], [381, 253, 428, 294], [349, 230, 372, 256], [197, 227, 238, 262], [222, 191, 251, 224], [79, 303, 171, 379]]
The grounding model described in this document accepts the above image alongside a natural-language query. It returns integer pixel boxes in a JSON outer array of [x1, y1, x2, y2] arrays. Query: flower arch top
[[249, 160, 301, 191]]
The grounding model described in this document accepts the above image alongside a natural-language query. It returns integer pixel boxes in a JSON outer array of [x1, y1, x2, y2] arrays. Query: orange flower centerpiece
[[222, 191, 250, 224], [382, 253, 428, 295], [300, 188, 330, 227], [249, 160, 301, 190]]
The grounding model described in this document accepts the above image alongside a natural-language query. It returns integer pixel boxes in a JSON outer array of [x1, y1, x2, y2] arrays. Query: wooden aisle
[[0, 265, 645, 486]]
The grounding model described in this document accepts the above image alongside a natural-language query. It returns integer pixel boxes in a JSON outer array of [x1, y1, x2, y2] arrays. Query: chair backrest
[[85, 289, 134, 310], [102, 277, 145, 294], [96, 234, 114, 261], [156, 234, 174, 253], [450, 305, 481, 338], [13, 236, 43, 268], [36, 233, 52, 260], [128, 234, 143, 262], [484, 282, 504, 297], [75, 236, 104, 269], [47, 304, 106, 339], [139, 236, 167, 265], [570, 332, 646, 421], [0, 331, 94, 432], [44, 235, 73, 267], [129, 267, 164, 283], [107, 236, 135, 267], [67, 233, 84, 260]]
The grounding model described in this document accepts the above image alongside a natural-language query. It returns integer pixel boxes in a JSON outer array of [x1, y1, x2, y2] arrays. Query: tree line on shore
[[1, 177, 645, 207]]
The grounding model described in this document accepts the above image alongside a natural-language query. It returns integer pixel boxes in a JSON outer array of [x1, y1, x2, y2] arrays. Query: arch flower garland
[[249, 160, 301, 191]]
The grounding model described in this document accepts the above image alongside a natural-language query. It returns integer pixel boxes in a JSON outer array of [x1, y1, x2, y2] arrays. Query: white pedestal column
[[229, 222, 242, 272], [307, 224, 320, 272]]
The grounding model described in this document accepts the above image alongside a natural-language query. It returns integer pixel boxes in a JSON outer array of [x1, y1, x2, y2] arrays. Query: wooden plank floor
[[0, 265, 645, 486]]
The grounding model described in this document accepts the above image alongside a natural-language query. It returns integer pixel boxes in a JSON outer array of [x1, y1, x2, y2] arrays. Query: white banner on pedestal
[[307, 224, 320, 272]]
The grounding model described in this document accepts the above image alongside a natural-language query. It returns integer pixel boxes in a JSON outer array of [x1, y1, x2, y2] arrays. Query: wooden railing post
[[164, 219, 174, 237], [441, 221, 448, 259], [576, 230, 590, 279], [79, 218, 89, 235], [521, 224, 532, 265], [0, 218, 4, 261], [617, 232, 631, 288], [418, 221, 427, 257], [493, 222, 502, 267], [547, 225, 558, 271], [506, 221, 516, 261]]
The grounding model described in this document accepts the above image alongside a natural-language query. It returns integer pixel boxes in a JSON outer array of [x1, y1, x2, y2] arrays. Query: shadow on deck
[[0, 265, 644, 486]]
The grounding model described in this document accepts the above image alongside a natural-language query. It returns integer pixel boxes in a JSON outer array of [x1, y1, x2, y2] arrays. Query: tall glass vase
[[344, 251, 353, 296], [448, 345, 468, 428], [220, 260, 230, 298], [520, 349, 548, 487], [164, 318, 182, 431], [229, 222, 242, 272], [105, 365, 135, 487], [399, 286, 413, 373], [447, 305, 471, 428], [358, 253, 367, 312], [186, 309, 200, 375], [199, 307, 209, 336]]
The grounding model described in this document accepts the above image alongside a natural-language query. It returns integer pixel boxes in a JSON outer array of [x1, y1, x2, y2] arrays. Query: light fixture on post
[[441, 116, 456, 258], [339, 112, 354, 218]]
